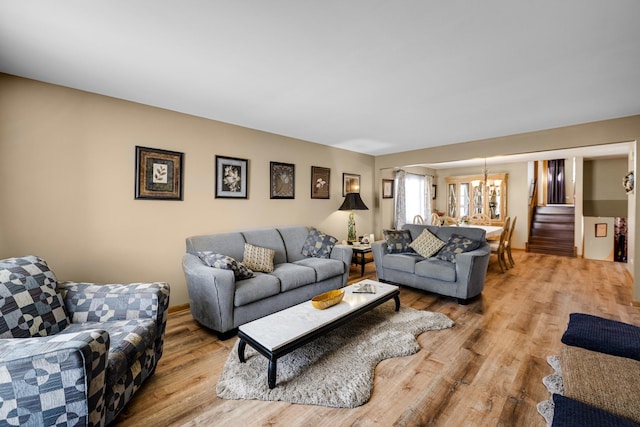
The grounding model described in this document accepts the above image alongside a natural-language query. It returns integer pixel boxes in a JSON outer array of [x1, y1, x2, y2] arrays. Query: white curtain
[[394, 170, 406, 229], [425, 175, 433, 217]]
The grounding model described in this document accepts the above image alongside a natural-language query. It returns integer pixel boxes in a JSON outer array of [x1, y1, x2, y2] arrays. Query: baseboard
[[169, 303, 190, 314]]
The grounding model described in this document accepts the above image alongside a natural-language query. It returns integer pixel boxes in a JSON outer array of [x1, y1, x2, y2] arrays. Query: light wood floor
[[115, 251, 637, 426]]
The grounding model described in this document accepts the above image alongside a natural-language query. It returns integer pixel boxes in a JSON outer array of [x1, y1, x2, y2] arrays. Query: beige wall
[[583, 158, 628, 217], [0, 74, 375, 307]]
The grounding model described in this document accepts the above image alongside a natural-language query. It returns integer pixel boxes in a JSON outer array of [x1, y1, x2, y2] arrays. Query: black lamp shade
[[339, 193, 369, 211]]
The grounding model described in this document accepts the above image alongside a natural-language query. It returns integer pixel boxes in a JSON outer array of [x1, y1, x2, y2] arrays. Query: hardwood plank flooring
[[114, 251, 637, 426]]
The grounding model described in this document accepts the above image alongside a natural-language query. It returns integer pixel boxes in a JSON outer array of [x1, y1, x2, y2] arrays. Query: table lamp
[[338, 192, 369, 243]]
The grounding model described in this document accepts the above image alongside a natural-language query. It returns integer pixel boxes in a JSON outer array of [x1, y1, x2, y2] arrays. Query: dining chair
[[413, 214, 425, 224], [504, 216, 517, 268], [430, 212, 442, 226], [469, 212, 491, 225], [489, 216, 510, 273], [442, 216, 458, 226]]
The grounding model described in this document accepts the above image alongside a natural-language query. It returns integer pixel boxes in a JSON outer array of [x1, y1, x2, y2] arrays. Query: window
[[405, 173, 425, 224]]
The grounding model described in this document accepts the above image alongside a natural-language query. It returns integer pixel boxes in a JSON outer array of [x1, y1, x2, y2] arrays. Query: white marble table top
[[238, 280, 399, 351]]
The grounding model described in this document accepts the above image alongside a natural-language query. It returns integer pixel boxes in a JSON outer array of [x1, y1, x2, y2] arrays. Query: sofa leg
[[217, 329, 238, 341], [457, 298, 471, 305]]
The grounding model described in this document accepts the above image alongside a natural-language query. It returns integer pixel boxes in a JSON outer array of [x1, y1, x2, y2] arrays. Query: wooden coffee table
[[237, 280, 400, 388]]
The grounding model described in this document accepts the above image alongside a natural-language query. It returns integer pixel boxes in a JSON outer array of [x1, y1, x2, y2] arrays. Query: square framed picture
[[215, 155, 248, 199], [595, 223, 607, 237], [311, 166, 330, 199], [135, 146, 184, 200], [270, 161, 295, 199], [343, 173, 360, 196], [382, 179, 394, 198]]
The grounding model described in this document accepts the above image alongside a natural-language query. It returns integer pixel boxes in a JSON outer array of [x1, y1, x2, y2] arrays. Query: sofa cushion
[[186, 232, 246, 261], [381, 253, 423, 273], [243, 243, 276, 273], [561, 313, 640, 361], [242, 229, 287, 265], [234, 273, 281, 306], [294, 257, 345, 282], [301, 228, 338, 258], [409, 229, 446, 258], [196, 251, 254, 280], [277, 226, 310, 263], [551, 394, 639, 427], [65, 318, 156, 387], [0, 256, 70, 338], [560, 344, 640, 425], [415, 258, 456, 282], [383, 229, 413, 254], [435, 234, 482, 263], [271, 263, 316, 292]]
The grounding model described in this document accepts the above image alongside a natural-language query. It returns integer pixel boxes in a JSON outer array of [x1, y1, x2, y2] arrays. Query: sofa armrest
[[454, 244, 491, 299], [0, 330, 110, 426], [182, 253, 237, 333], [58, 281, 170, 362], [371, 241, 389, 280], [330, 244, 353, 286]]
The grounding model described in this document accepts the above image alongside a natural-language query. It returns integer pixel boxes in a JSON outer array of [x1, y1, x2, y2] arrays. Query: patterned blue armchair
[[0, 256, 170, 426]]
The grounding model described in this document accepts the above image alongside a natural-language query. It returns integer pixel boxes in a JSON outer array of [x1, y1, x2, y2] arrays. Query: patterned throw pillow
[[301, 227, 338, 258], [196, 251, 254, 280], [409, 229, 446, 258], [243, 243, 276, 273], [435, 234, 482, 263], [0, 256, 70, 338], [383, 229, 413, 254]]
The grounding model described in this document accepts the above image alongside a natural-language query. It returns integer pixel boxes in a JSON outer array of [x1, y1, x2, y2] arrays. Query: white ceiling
[[1, 1, 639, 156]]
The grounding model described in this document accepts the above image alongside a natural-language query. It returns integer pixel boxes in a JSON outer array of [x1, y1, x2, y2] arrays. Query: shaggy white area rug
[[216, 303, 453, 408]]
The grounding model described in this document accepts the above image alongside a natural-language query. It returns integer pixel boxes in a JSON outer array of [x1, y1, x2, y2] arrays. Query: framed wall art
[[311, 166, 330, 199], [135, 146, 184, 200], [215, 155, 248, 199], [382, 179, 394, 198], [270, 161, 295, 199], [343, 173, 360, 196], [595, 223, 607, 238]]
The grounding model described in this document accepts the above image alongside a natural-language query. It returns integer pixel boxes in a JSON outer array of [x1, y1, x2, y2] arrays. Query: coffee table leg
[[268, 358, 277, 389], [394, 295, 400, 311], [238, 339, 247, 363], [360, 252, 365, 276]]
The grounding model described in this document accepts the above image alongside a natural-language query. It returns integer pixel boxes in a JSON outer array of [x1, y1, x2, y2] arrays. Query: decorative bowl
[[311, 289, 345, 310]]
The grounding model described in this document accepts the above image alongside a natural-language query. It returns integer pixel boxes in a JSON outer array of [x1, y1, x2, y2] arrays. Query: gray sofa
[[182, 226, 352, 336], [372, 224, 490, 304]]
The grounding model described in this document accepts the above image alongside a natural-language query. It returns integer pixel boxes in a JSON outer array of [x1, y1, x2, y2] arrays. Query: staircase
[[527, 205, 576, 257]]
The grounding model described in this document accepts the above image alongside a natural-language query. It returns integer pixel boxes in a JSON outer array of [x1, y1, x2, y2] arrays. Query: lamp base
[[347, 212, 357, 242]]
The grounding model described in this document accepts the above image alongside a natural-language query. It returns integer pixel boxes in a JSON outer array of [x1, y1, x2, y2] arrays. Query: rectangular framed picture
[[270, 161, 295, 199], [382, 179, 394, 198], [343, 173, 360, 196], [311, 166, 330, 199], [432, 184, 437, 200], [595, 223, 607, 237], [135, 146, 184, 200], [215, 155, 248, 199]]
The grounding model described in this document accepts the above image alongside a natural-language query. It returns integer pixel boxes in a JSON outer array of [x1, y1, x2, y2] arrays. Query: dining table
[[455, 224, 503, 239]]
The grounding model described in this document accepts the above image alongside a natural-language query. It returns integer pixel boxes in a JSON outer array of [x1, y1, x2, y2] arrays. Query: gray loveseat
[[182, 226, 352, 336], [372, 224, 490, 304]]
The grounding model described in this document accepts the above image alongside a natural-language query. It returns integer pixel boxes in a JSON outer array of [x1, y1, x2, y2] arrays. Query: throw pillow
[[409, 229, 446, 258], [435, 234, 482, 263], [301, 227, 338, 258], [196, 251, 254, 280], [383, 229, 413, 254], [243, 243, 276, 273], [0, 255, 70, 338]]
